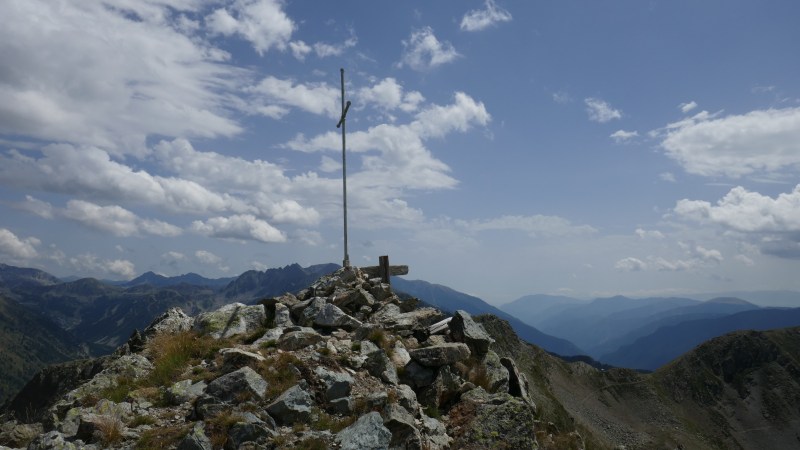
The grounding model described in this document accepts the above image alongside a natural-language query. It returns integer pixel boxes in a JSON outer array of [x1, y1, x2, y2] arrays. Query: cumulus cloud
[[357, 78, 425, 113], [191, 214, 286, 243], [399, 27, 460, 71], [635, 228, 665, 239], [16, 195, 55, 219], [0, 228, 40, 260], [195, 250, 222, 265], [68, 253, 136, 279], [660, 172, 677, 183], [679, 101, 698, 113], [205, 0, 295, 55], [584, 98, 622, 123], [659, 107, 800, 178], [610, 130, 638, 143], [615, 257, 646, 271], [249, 76, 340, 118], [0, 1, 244, 157], [63, 200, 182, 237], [460, 0, 513, 32]]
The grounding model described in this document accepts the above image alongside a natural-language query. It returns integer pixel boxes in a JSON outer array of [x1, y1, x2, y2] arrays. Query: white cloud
[[399, 27, 460, 71], [289, 40, 312, 60], [68, 253, 136, 279], [615, 257, 646, 271], [660, 172, 677, 183], [195, 250, 222, 265], [162, 251, 187, 262], [679, 101, 698, 113], [674, 185, 800, 233], [460, 0, 513, 32], [635, 228, 665, 239], [659, 107, 800, 178], [0, 0, 244, 157], [584, 98, 622, 123], [191, 214, 286, 243], [205, 0, 295, 55], [552, 91, 571, 104], [312, 36, 358, 58], [461, 215, 597, 237], [610, 129, 638, 143], [16, 195, 54, 219], [63, 200, 182, 237], [357, 78, 425, 113], [0, 228, 40, 259], [249, 76, 340, 118], [735, 254, 755, 266]]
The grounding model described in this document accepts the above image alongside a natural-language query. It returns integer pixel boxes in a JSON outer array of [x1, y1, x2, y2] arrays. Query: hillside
[[393, 278, 584, 356], [602, 307, 800, 370]]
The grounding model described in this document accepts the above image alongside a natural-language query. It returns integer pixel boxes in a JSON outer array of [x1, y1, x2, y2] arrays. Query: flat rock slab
[[409, 343, 471, 367], [206, 366, 268, 402], [266, 384, 314, 425], [193, 303, 266, 339], [314, 303, 362, 330]]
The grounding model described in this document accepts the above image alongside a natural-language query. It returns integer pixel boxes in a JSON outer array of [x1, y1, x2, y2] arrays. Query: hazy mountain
[[693, 290, 800, 307], [122, 271, 236, 288], [0, 263, 61, 291], [601, 307, 800, 370], [392, 278, 584, 356], [499, 294, 587, 328]]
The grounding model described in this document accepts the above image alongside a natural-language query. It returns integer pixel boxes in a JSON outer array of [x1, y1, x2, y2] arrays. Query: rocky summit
[[0, 267, 539, 450]]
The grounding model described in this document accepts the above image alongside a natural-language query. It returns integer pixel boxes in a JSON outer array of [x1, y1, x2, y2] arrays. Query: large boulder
[[501, 357, 535, 409], [408, 343, 471, 367], [166, 379, 207, 405], [266, 384, 315, 425], [277, 328, 323, 351], [382, 404, 422, 449], [449, 388, 538, 449], [336, 412, 392, 450], [177, 422, 213, 450], [193, 303, 266, 339], [449, 310, 494, 357], [273, 302, 294, 327], [364, 350, 399, 385], [314, 303, 362, 331], [314, 367, 354, 401], [206, 366, 268, 403]]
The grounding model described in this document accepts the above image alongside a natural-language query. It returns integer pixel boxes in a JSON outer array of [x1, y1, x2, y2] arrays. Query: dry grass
[[95, 414, 125, 447], [136, 424, 191, 450]]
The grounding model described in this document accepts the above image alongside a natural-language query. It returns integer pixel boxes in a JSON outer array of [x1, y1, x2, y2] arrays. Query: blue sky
[[1, 0, 799, 304]]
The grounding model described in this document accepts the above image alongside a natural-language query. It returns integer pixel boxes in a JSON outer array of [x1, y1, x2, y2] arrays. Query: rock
[[337, 287, 376, 309], [225, 422, 275, 449], [381, 308, 447, 332], [399, 361, 436, 388], [142, 307, 193, 339], [206, 366, 268, 403], [253, 327, 284, 346], [178, 422, 213, 450], [408, 343, 471, 367], [219, 348, 266, 370], [193, 303, 266, 339], [382, 404, 421, 449], [331, 396, 354, 415], [75, 411, 123, 444], [419, 365, 464, 409], [393, 385, 419, 414], [369, 283, 392, 302], [501, 356, 534, 407], [336, 412, 392, 450], [449, 388, 538, 450], [166, 379, 207, 405], [449, 310, 494, 357], [297, 297, 327, 326], [390, 341, 411, 368], [314, 367, 354, 401], [428, 317, 452, 335], [365, 350, 399, 385], [277, 329, 323, 351], [273, 302, 293, 327], [0, 422, 42, 448], [266, 384, 314, 425], [27, 430, 82, 450], [419, 414, 451, 450], [481, 350, 510, 394], [314, 303, 362, 330]]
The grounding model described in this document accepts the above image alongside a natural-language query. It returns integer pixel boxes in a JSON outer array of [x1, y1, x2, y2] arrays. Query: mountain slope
[[221, 263, 340, 301], [499, 294, 587, 328], [123, 271, 236, 288], [0, 295, 87, 404], [392, 278, 584, 356], [602, 308, 800, 370]]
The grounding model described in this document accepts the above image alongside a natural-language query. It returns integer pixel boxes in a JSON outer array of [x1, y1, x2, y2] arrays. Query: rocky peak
[[0, 266, 539, 449]]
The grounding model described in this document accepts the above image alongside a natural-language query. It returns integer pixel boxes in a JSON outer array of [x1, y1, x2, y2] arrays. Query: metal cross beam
[[336, 68, 352, 268]]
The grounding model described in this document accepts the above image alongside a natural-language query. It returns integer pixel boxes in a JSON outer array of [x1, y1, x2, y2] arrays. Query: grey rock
[[399, 361, 436, 388], [393, 385, 419, 414], [314, 367, 354, 401], [419, 365, 464, 409], [390, 341, 411, 368], [193, 303, 266, 339], [253, 327, 284, 346], [273, 302, 293, 327], [298, 297, 327, 326], [408, 343, 471, 367], [419, 414, 451, 450], [277, 329, 323, 351], [314, 303, 362, 330], [225, 422, 275, 450], [382, 404, 421, 449], [449, 310, 494, 357], [266, 384, 314, 425], [500, 357, 535, 409], [365, 350, 398, 385], [336, 412, 392, 450], [27, 431, 81, 450], [219, 348, 266, 371], [450, 388, 537, 449], [142, 307, 193, 339], [482, 350, 510, 394], [331, 396, 354, 415], [0, 422, 42, 448], [178, 422, 213, 450], [166, 379, 207, 405], [206, 366, 268, 403], [369, 283, 392, 302]]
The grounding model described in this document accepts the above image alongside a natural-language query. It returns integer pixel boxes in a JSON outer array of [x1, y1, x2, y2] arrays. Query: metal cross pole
[[336, 68, 352, 268]]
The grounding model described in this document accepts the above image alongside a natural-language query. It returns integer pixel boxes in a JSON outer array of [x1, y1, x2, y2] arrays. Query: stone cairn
[[0, 266, 538, 450]]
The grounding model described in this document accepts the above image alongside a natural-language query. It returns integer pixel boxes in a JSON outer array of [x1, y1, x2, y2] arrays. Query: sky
[[1, 0, 799, 305]]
